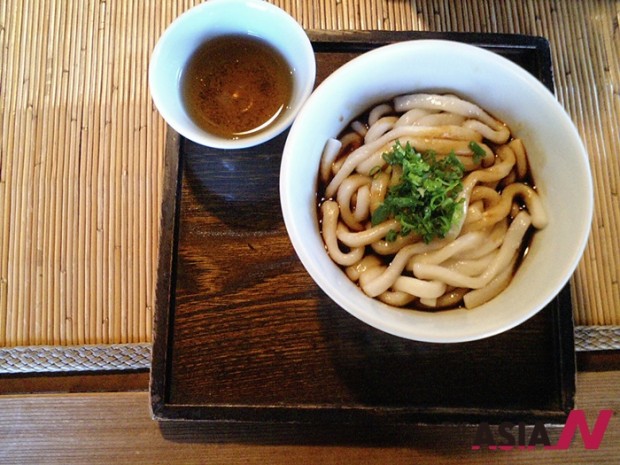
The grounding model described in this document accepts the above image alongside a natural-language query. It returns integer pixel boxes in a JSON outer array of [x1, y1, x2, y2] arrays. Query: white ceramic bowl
[[280, 40, 593, 343], [149, 0, 315, 149]]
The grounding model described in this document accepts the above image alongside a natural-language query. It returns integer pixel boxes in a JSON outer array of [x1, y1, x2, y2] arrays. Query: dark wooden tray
[[151, 31, 576, 431]]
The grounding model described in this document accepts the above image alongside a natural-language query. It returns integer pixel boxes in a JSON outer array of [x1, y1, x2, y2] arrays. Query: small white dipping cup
[[149, 0, 316, 149]]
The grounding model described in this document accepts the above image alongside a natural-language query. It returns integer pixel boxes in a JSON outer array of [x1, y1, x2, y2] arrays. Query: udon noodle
[[318, 93, 547, 310]]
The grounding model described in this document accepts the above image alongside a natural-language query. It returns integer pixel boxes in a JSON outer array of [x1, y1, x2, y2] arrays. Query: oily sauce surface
[[181, 35, 293, 139]]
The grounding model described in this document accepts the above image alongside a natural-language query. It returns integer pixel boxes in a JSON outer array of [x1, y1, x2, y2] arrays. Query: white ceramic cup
[[149, 0, 316, 149]]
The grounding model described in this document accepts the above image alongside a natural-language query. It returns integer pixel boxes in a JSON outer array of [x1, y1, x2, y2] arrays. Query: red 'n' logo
[[546, 409, 613, 450]]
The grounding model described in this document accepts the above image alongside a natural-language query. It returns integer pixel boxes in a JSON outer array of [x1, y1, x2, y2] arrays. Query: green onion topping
[[371, 141, 465, 243]]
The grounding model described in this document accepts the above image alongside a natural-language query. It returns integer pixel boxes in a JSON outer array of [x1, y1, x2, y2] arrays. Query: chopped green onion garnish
[[371, 141, 465, 243], [469, 140, 487, 163]]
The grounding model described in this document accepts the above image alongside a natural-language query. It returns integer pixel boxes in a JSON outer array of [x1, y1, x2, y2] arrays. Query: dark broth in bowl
[[181, 34, 293, 139]]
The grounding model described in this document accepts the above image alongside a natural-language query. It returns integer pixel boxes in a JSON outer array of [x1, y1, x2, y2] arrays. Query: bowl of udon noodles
[[280, 40, 593, 343]]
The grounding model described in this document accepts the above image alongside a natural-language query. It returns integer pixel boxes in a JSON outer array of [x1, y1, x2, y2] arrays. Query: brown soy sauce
[[181, 34, 293, 140]]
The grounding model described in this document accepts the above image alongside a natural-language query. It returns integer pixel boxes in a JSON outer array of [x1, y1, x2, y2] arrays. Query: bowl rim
[[280, 39, 594, 343]]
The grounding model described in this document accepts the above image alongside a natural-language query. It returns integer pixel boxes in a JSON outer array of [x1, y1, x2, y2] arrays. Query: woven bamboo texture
[[1, 0, 619, 350]]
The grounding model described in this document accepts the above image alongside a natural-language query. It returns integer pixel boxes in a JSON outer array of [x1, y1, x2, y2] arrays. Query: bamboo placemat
[[0, 0, 618, 368]]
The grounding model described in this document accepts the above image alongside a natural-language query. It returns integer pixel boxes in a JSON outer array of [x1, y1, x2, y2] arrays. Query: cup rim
[[149, 0, 316, 149]]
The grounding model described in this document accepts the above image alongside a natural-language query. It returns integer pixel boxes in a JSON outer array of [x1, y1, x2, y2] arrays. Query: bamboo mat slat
[[0, 0, 618, 349]]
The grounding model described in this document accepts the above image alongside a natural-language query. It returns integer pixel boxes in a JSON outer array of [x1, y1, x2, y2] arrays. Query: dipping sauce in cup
[[181, 34, 293, 140], [149, 0, 315, 149]]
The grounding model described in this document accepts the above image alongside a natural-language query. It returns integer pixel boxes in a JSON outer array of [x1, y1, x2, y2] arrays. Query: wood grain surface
[[151, 33, 576, 424], [1, 371, 619, 464]]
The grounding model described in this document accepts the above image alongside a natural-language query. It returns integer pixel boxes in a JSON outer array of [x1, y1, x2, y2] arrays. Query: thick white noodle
[[414, 112, 466, 127], [368, 103, 394, 126], [465, 183, 548, 231], [378, 290, 417, 306], [364, 116, 398, 143], [410, 231, 487, 266], [351, 120, 367, 136], [336, 174, 372, 231], [510, 138, 529, 179], [445, 144, 516, 240], [462, 119, 510, 144], [443, 250, 498, 276], [455, 220, 507, 260], [471, 186, 502, 208], [392, 276, 447, 299], [321, 200, 365, 266], [465, 201, 484, 223], [463, 253, 518, 308], [360, 239, 449, 297], [369, 172, 390, 213], [421, 288, 468, 308], [412, 212, 532, 289], [345, 255, 382, 282], [370, 232, 419, 255], [352, 184, 371, 222], [395, 108, 436, 126], [324, 126, 419, 198], [320, 138, 342, 184], [393, 93, 510, 144], [359, 267, 418, 305], [336, 219, 400, 248]]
